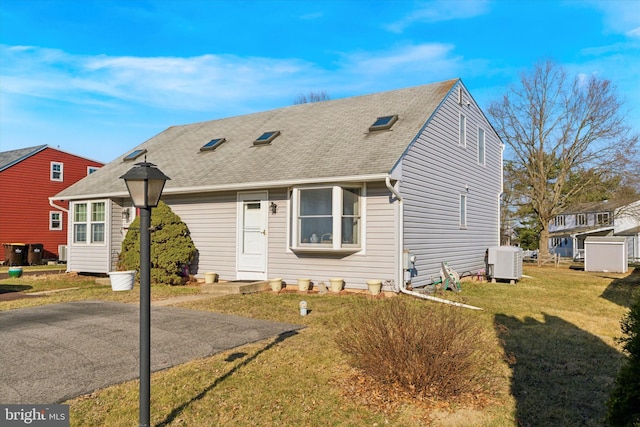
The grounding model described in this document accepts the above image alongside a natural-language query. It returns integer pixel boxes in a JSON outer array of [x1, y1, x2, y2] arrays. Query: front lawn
[[2, 266, 638, 425]]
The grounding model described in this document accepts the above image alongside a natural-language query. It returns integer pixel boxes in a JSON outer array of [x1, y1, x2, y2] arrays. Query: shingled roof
[[0, 145, 47, 172], [54, 79, 458, 200]]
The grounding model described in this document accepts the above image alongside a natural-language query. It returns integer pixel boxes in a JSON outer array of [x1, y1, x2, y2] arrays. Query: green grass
[[2, 266, 638, 426]]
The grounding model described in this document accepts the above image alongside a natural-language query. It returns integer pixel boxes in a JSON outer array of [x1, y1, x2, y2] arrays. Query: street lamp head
[[120, 161, 171, 208]]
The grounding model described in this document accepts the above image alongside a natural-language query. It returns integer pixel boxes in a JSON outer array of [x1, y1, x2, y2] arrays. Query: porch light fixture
[[119, 161, 170, 427]]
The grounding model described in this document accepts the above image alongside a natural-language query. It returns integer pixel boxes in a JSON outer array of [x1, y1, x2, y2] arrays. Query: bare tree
[[293, 90, 330, 104], [489, 60, 639, 256]]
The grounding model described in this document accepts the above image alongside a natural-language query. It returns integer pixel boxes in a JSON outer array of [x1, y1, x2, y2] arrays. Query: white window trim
[[51, 162, 63, 182], [87, 166, 99, 175], [460, 193, 467, 228], [459, 112, 466, 147], [576, 213, 586, 226], [477, 128, 485, 166], [71, 200, 108, 246], [290, 184, 365, 254], [49, 211, 63, 231]]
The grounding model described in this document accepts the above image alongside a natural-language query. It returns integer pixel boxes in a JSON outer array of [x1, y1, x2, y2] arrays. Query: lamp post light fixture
[[120, 161, 170, 427]]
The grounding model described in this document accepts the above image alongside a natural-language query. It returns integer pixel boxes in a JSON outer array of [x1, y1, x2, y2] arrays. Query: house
[[51, 79, 503, 291], [548, 199, 640, 261], [0, 145, 104, 263]]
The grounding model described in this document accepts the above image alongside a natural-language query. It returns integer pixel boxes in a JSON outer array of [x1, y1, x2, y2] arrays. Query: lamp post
[[120, 161, 170, 427]]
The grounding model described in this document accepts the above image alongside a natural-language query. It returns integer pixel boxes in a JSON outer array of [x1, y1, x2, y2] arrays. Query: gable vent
[[253, 131, 281, 145]]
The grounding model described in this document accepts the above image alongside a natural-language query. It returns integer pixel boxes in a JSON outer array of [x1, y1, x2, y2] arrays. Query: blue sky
[[1, 0, 639, 163]]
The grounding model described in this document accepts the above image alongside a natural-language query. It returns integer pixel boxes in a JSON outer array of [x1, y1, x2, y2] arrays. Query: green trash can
[[28, 243, 44, 265], [3, 243, 27, 266]]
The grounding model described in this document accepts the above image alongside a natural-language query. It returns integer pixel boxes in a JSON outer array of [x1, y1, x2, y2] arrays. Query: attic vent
[[200, 138, 226, 152], [123, 149, 147, 161], [369, 115, 398, 132], [253, 131, 280, 145], [458, 87, 463, 104]]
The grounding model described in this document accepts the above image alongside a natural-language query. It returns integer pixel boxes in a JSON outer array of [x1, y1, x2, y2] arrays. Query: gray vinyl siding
[[266, 182, 397, 289], [164, 191, 238, 279], [155, 184, 396, 288], [399, 85, 501, 286]]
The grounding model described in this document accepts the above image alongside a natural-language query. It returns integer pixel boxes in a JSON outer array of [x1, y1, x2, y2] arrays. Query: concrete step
[[201, 280, 270, 295]]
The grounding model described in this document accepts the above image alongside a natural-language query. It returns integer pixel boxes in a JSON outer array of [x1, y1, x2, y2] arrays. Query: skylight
[[369, 115, 398, 131], [200, 138, 226, 152], [123, 149, 147, 161], [253, 131, 281, 145]]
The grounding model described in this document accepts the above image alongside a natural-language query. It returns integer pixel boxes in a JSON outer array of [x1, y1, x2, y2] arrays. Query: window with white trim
[[596, 212, 610, 225], [292, 186, 361, 250], [51, 162, 63, 181], [576, 213, 586, 226], [73, 201, 106, 244], [477, 128, 485, 165], [460, 193, 467, 228], [459, 113, 466, 146], [554, 215, 565, 226], [50, 211, 62, 230]]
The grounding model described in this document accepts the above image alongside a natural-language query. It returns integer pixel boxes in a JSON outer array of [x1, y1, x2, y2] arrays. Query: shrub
[[119, 201, 197, 285], [607, 293, 640, 427], [336, 297, 497, 400]]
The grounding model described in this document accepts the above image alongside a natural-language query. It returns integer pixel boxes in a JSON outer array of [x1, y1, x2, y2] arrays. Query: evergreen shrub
[[607, 291, 640, 427], [119, 201, 197, 285]]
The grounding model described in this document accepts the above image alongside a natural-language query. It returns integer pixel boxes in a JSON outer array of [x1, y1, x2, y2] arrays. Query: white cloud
[[0, 42, 468, 116], [0, 45, 321, 112], [385, 0, 489, 33], [628, 27, 640, 38]]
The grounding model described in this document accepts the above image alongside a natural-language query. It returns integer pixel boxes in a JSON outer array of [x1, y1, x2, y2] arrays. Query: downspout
[[385, 176, 482, 311], [49, 198, 69, 213]]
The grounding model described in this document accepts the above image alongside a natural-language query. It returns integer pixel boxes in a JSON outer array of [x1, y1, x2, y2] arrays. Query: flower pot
[[329, 278, 343, 293], [8, 267, 23, 278], [297, 278, 311, 292], [204, 272, 217, 284], [108, 270, 136, 291], [270, 278, 283, 292], [367, 280, 383, 295]]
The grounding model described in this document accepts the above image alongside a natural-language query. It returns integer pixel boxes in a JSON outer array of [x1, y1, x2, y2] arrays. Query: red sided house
[[0, 145, 104, 264]]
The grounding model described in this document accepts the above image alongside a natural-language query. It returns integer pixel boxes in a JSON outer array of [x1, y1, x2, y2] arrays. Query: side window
[[459, 113, 466, 147], [477, 128, 485, 166], [72, 202, 106, 244], [51, 162, 64, 181], [73, 203, 87, 243], [50, 211, 62, 230]]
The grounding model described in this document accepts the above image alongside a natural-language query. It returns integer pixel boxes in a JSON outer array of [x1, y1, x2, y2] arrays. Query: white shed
[[584, 236, 628, 273]]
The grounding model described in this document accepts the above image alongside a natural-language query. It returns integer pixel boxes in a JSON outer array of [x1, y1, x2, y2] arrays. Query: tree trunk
[[538, 226, 550, 257]]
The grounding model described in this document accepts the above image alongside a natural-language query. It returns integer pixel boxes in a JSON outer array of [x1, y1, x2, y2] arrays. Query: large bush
[[336, 297, 498, 400], [119, 201, 197, 285], [607, 292, 640, 427]]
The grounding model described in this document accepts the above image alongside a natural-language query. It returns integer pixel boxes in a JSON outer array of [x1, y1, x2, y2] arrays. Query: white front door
[[237, 192, 268, 280]]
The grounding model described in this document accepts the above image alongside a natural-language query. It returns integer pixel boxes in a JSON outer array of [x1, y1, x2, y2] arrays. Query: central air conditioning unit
[[58, 245, 67, 262], [487, 246, 523, 283]]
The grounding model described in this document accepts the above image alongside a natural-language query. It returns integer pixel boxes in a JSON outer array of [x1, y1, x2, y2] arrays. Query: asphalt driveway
[[0, 301, 303, 404]]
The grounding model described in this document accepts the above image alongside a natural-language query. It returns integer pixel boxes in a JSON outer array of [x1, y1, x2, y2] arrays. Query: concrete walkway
[[0, 300, 303, 404]]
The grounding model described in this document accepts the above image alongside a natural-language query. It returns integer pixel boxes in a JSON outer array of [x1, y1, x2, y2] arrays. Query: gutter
[[385, 176, 482, 311]]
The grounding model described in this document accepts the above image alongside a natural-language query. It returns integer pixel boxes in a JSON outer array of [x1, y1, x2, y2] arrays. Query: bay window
[[293, 185, 361, 251]]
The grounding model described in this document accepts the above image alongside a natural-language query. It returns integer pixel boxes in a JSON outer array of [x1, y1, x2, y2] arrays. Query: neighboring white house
[[51, 79, 503, 291], [548, 199, 640, 261]]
